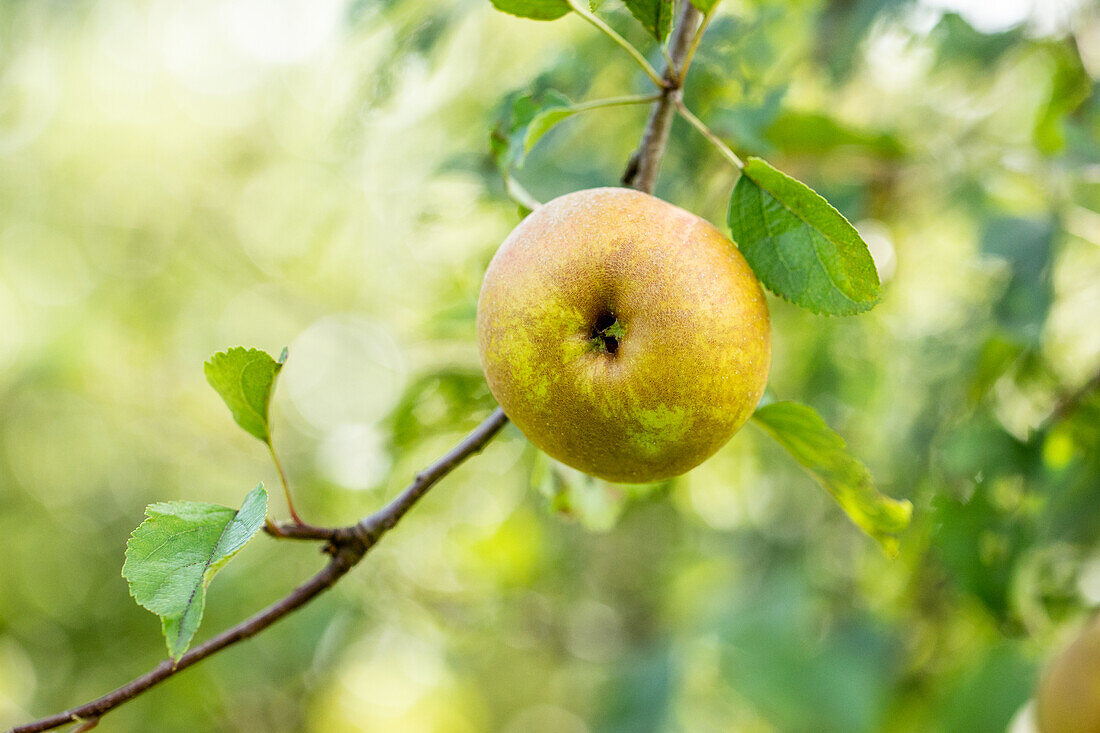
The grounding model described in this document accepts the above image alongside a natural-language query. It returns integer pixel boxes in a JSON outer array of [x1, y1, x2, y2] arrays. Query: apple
[[476, 187, 770, 483], [1038, 614, 1100, 733]]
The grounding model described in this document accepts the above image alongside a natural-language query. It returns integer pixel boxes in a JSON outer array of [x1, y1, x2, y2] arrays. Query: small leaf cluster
[[123, 347, 287, 659], [494, 0, 711, 32]]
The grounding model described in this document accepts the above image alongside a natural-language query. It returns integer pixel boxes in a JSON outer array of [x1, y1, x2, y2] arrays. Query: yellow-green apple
[[1038, 614, 1100, 733], [476, 187, 771, 483]]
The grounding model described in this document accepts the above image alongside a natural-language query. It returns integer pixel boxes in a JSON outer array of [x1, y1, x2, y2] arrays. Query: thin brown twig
[[1038, 367, 1100, 433], [10, 547, 360, 733], [264, 520, 340, 542], [10, 408, 510, 733], [675, 5, 715, 84], [622, 1, 702, 194]]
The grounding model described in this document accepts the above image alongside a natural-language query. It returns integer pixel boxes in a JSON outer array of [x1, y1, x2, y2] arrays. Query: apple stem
[[622, 2, 702, 194]]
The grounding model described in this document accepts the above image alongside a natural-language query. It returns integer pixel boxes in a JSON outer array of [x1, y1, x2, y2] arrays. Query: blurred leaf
[[1034, 40, 1091, 156], [491, 89, 571, 169], [531, 452, 668, 531], [937, 413, 1032, 482], [933, 644, 1036, 732], [204, 347, 285, 444], [521, 92, 660, 160], [122, 485, 268, 660], [594, 644, 675, 733], [489, 0, 572, 21], [966, 333, 1025, 406], [729, 157, 881, 315], [930, 12, 1024, 70], [716, 574, 898, 732], [492, 90, 573, 211], [533, 453, 624, 531], [621, 0, 673, 42], [706, 85, 788, 156], [389, 368, 495, 449], [764, 111, 905, 159], [930, 412, 1040, 617], [752, 401, 912, 556], [817, 0, 911, 81], [980, 216, 1054, 345], [931, 488, 1028, 620], [523, 98, 578, 159]]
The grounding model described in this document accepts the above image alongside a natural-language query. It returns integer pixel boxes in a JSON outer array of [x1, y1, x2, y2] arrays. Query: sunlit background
[[1, 0, 1099, 730]]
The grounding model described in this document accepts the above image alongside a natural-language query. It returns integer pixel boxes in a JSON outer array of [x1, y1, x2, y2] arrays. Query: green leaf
[[490, 90, 574, 212], [122, 485, 268, 660], [204, 347, 285, 443], [489, 0, 571, 21], [531, 452, 666, 532], [751, 402, 911, 556], [688, 0, 718, 13], [622, 0, 674, 42], [764, 111, 905, 159], [523, 105, 579, 158], [1032, 40, 1090, 156], [492, 90, 573, 171], [728, 157, 881, 316]]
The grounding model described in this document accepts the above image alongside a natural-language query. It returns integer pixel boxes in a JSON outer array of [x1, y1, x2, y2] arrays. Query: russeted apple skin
[[1038, 615, 1100, 733], [477, 187, 771, 483]]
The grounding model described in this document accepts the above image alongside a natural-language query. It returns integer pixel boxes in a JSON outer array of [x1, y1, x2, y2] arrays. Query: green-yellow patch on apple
[[477, 187, 771, 483]]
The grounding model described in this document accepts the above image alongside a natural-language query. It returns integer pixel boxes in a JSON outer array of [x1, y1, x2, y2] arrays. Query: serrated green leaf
[[751, 402, 911, 556], [622, 0, 674, 42], [728, 157, 881, 316], [489, 0, 571, 21], [204, 347, 284, 443], [122, 485, 268, 660]]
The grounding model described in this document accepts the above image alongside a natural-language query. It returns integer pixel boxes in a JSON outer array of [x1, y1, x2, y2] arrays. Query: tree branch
[[9, 408, 510, 733], [11, 5, 711, 726], [10, 546, 361, 733], [355, 407, 510, 540], [1038, 366, 1100, 433], [621, 2, 702, 194]]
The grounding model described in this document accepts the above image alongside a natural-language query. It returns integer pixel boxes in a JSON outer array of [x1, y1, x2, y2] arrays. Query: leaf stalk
[[567, 0, 667, 88], [674, 99, 744, 169]]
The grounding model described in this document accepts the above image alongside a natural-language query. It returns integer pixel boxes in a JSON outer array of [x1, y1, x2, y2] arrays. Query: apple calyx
[[590, 311, 623, 355]]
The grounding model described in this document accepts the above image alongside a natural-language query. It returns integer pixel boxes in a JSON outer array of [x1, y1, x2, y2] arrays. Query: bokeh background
[[2, 0, 1099, 730]]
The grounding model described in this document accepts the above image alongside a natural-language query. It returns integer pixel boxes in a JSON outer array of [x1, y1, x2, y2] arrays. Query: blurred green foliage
[[1, 0, 1099, 731]]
